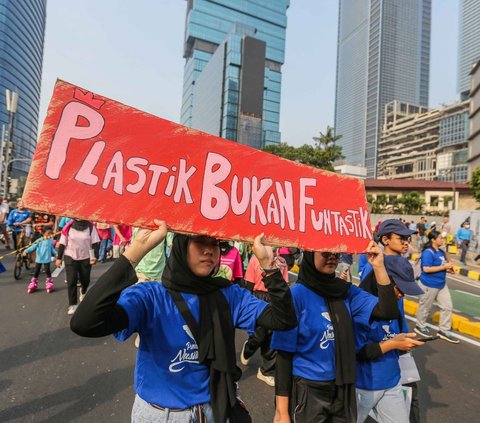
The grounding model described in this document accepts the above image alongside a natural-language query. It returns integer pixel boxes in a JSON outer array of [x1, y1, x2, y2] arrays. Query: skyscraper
[[334, 0, 431, 178], [457, 0, 480, 99], [181, 0, 289, 148], [0, 0, 47, 179]]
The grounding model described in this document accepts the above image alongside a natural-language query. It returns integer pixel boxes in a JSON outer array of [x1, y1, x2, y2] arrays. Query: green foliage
[[470, 167, 480, 203], [396, 191, 425, 214], [263, 126, 344, 171]]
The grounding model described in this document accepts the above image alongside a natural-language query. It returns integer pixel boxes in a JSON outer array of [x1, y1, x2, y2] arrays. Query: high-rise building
[[0, 0, 47, 179], [458, 0, 480, 99], [334, 0, 431, 178], [181, 0, 289, 148]]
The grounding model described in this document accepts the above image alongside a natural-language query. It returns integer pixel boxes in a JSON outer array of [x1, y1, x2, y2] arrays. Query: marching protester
[[23, 228, 57, 293], [415, 230, 459, 344], [70, 221, 297, 423], [56, 219, 100, 315], [240, 248, 291, 387], [95, 222, 113, 262], [112, 223, 132, 258], [271, 241, 399, 423], [357, 219, 426, 423]]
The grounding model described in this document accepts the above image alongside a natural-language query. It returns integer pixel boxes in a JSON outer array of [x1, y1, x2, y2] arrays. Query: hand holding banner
[[24, 80, 371, 252]]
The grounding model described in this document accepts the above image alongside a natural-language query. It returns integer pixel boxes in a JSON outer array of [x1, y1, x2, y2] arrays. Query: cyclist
[[6, 198, 31, 249]]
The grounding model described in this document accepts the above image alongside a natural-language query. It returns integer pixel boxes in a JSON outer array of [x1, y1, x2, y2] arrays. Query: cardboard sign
[[24, 80, 372, 252]]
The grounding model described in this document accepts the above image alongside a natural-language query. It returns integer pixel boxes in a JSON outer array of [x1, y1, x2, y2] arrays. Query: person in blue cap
[[272, 241, 400, 423], [356, 219, 426, 423]]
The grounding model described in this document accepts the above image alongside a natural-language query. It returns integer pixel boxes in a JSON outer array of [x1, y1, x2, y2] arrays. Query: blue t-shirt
[[420, 248, 447, 289], [24, 238, 57, 264], [271, 283, 377, 382], [358, 254, 369, 277], [114, 282, 267, 408], [355, 299, 408, 390], [7, 209, 31, 232]]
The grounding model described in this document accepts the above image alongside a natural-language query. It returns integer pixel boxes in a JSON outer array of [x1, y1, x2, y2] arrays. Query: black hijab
[[72, 219, 91, 231], [297, 251, 357, 423], [161, 234, 238, 423]]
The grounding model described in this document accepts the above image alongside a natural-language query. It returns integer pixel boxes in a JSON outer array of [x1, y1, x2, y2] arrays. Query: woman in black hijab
[[71, 221, 297, 423], [272, 241, 399, 423]]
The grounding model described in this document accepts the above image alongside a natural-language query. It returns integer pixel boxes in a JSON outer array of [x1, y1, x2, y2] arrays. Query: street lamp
[[2, 89, 19, 197]]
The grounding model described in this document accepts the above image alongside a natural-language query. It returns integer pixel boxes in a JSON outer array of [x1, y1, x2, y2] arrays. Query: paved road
[[1, 255, 479, 422]]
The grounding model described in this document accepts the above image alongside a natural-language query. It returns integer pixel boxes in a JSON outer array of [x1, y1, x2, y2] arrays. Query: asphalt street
[[0, 254, 479, 422]]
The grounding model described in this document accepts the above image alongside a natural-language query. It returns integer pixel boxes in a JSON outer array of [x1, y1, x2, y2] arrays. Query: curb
[[404, 299, 480, 339]]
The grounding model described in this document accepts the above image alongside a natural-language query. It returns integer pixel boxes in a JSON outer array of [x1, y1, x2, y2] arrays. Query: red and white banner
[[24, 80, 372, 252]]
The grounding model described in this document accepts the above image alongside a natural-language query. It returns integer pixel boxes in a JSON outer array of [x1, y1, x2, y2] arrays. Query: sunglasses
[[321, 252, 340, 259], [391, 235, 412, 243]]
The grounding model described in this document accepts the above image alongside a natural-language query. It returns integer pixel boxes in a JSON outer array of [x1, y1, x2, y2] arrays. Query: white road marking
[[447, 274, 480, 289], [454, 289, 480, 298]]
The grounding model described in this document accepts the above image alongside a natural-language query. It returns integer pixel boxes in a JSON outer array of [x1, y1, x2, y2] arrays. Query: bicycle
[[9, 224, 32, 280]]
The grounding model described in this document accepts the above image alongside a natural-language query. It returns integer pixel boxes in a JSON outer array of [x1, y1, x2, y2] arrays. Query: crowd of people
[[1, 199, 466, 422]]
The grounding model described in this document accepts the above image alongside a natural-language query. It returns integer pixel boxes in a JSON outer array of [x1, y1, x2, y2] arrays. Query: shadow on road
[[0, 327, 105, 374], [0, 365, 134, 422]]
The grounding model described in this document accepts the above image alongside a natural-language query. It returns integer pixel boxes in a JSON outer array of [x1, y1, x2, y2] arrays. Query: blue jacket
[[25, 238, 57, 264], [7, 209, 31, 233], [456, 228, 471, 242]]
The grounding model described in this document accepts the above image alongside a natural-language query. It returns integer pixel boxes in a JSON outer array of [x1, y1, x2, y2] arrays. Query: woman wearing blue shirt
[[272, 241, 399, 423], [71, 221, 297, 422], [415, 230, 459, 344]]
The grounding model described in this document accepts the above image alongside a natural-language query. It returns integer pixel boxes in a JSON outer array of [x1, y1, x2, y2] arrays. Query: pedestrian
[[338, 253, 353, 282], [440, 216, 451, 238], [219, 241, 243, 285], [356, 219, 426, 423], [23, 228, 57, 293], [240, 249, 290, 387], [0, 197, 10, 249], [415, 217, 426, 251], [95, 222, 112, 262], [455, 221, 471, 264], [112, 224, 132, 258], [272, 242, 399, 423], [56, 219, 100, 315], [415, 230, 459, 343], [71, 221, 297, 423]]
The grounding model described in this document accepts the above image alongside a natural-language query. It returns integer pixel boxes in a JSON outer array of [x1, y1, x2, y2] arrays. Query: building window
[[430, 196, 439, 207]]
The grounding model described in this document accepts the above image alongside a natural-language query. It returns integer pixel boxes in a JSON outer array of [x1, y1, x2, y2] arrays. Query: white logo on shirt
[[168, 325, 199, 373], [319, 313, 335, 350], [381, 323, 398, 341]]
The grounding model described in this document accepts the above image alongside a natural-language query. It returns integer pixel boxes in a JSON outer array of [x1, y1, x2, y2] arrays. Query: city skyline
[[38, 0, 460, 149], [335, 0, 431, 177], [0, 0, 47, 177]]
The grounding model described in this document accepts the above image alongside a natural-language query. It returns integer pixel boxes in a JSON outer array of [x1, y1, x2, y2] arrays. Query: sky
[[39, 0, 460, 148]]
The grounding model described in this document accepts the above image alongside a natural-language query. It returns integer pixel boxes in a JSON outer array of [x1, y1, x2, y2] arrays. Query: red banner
[[24, 80, 372, 252]]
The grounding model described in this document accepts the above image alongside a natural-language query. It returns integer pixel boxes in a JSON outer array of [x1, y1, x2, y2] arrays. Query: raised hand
[[252, 233, 275, 269], [365, 240, 384, 269], [124, 220, 167, 267]]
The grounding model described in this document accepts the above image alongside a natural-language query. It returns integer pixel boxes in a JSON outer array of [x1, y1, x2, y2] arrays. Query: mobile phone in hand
[[419, 335, 439, 342]]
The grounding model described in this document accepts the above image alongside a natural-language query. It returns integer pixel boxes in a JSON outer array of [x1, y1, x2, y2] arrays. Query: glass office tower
[[334, 0, 431, 177], [0, 0, 47, 177], [181, 0, 289, 148], [457, 0, 480, 99]]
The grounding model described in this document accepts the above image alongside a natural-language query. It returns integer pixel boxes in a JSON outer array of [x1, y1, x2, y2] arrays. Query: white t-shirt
[[0, 203, 9, 223]]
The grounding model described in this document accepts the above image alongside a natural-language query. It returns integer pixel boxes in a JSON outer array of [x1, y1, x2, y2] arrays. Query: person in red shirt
[[240, 248, 292, 387]]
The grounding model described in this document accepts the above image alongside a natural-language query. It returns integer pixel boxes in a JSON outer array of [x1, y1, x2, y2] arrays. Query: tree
[[470, 167, 480, 203], [396, 191, 425, 214], [263, 126, 344, 171]]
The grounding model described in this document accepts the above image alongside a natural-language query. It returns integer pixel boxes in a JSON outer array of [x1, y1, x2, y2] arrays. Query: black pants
[[33, 263, 52, 278], [291, 377, 347, 423], [65, 256, 91, 305], [243, 291, 276, 376], [460, 240, 469, 263], [404, 382, 420, 423]]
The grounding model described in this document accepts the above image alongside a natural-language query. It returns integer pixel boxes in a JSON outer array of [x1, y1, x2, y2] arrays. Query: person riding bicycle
[[31, 211, 55, 242], [6, 198, 31, 249]]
